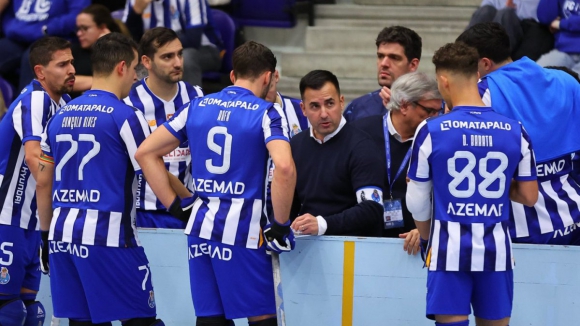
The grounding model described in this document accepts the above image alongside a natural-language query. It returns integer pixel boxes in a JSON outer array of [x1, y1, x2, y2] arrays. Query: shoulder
[[181, 81, 204, 98], [348, 89, 381, 107], [351, 115, 382, 131]]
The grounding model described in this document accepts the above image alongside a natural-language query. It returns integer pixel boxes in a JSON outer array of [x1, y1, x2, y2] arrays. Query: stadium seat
[[202, 9, 236, 81], [0, 75, 15, 105], [230, 0, 297, 28]]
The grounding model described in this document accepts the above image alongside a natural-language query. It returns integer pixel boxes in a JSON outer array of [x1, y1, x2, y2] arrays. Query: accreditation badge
[[383, 198, 404, 229]]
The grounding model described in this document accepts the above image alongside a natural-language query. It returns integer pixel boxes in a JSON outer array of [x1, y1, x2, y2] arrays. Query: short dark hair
[[456, 22, 510, 63], [139, 27, 179, 58], [432, 42, 479, 76], [29, 36, 71, 70], [545, 66, 580, 83], [91, 33, 138, 76], [232, 41, 276, 80], [375, 26, 422, 61], [299, 70, 340, 99], [80, 4, 120, 34]]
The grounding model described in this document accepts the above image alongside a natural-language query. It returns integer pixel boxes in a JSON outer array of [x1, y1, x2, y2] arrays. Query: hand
[[167, 195, 195, 222], [550, 18, 560, 31], [505, 0, 516, 9], [291, 213, 319, 235], [399, 229, 421, 255], [263, 220, 295, 253], [133, 0, 154, 15], [379, 86, 391, 108], [40, 231, 49, 275]]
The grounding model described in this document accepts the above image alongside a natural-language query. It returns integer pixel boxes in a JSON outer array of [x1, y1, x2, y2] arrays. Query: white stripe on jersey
[[185, 198, 203, 234], [144, 182, 158, 210], [518, 129, 533, 176], [199, 197, 220, 239], [189, 0, 202, 26], [12, 102, 23, 140], [429, 219, 441, 269], [445, 221, 461, 271], [222, 198, 244, 245], [82, 209, 99, 246], [49, 207, 61, 240], [535, 187, 555, 233], [107, 212, 122, 247], [246, 199, 263, 248], [31, 91, 45, 136], [120, 120, 141, 171], [471, 223, 485, 271], [416, 133, 432, 179], [492, 223, 508, 271], [0, 149, 25, 225], [191, 85, 203, 99], [482, 89, 491, 106], [562, 175, 580, 210], [136, 85, 156, 130], [168, 103, 189, 132], [62, 208, 80, 243], [545, 175, 575, 227], [19, 173, 36, 229], [262, 103, 289, 141], [511, 201, 529, 237], [282, 98, 301, 131]]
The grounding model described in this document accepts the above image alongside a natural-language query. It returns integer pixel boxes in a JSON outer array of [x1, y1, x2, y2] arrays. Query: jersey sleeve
[[40, 125, 53, 159], [262, 103, 290, 144], [12, 91, 51, 144], [407, 120, 433, 182], [164, 102, 190, 144], [514, 124, 537, 181], [120, 109, 151, 172], [478, 78, 492, 106]]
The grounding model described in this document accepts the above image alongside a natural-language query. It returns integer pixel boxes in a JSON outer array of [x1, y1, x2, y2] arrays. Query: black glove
[[40, 231, 49, 275], [167, 196, 195, 222], [263, 220, 295, 253]]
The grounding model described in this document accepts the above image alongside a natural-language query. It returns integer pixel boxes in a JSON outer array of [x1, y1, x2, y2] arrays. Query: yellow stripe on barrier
[[342, 241, 355, 326]]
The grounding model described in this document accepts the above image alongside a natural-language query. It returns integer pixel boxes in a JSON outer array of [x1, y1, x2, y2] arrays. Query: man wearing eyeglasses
[[352, 71, 443, 254]]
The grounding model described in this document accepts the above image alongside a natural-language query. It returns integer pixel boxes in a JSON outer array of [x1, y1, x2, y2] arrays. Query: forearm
[[509, 179, 538, 206], [271, 163, 296, 224], [139, 156, 176, 208], [36, 160, 54, 232], [414, 220, 431, 240], [168, 171, 192, 198], [324, 201, 383, 235], [72, 75, 93, 93], [24, 141, 41, 181]]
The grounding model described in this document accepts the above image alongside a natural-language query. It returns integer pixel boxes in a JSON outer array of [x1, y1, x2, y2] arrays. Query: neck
[[448, 81, 486, 108], [91, 77, 122, 100], [234, 79, 264, 98], [145, 76, 178, 101], [390, 110, 414, 141], [38, 80, 61, 103], [489, 58, 513, 74]]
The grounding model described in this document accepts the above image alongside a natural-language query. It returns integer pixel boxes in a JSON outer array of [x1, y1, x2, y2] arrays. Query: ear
[[300, 101, 306, 116], [481, 58, 493, 72], [141, 55, 151, 70], [439, 74, 450, 92], [408, 58, 420, 72], [229, 70, 235, 84], [263, 70, 272, 86], [116, 60, 127, 77], [339, 94, 345, 112], [33, 65, 45, 81]]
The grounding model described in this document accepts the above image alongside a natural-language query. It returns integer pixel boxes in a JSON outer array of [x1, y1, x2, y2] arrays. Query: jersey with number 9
[[407, 106, 536, 271], [41, 90, 151, 247], [165, 86, 289, 249]]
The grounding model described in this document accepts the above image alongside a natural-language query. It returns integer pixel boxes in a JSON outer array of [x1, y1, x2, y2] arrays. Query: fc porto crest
[[290, 124, 302, 137], [0, 267, 10, 285], [148, 290, 156, 308]]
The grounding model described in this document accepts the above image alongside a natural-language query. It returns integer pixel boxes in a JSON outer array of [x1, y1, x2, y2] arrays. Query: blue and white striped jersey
[[0, 80, 69, 231], [124, 79, 203, 211], [164, 86, 289, 249], [407, 106, 536, 271], [123, 0, 208, 32], [42, 90, 151, 247]]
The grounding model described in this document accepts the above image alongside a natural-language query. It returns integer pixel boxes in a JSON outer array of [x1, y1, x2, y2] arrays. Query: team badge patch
[[0, 267, 10, 284], [290, 124, 302, 137], [148, 290, 156, 308]]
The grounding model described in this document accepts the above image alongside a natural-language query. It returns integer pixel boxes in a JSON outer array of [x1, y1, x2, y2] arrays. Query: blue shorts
[[0, 225, 41, 295], [136, 209, 186, 229], [188, 236, 276, 319], [49, 242, 156, 323], [513, 222, 580, 245], [426, 270, 513, 320]]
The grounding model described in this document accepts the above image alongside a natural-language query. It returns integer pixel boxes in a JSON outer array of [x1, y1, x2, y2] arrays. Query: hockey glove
[[419, 237, 429, 264], [168, 196, 195, 222], [263, 220, 295, 253], [40, 231, 49, 275]]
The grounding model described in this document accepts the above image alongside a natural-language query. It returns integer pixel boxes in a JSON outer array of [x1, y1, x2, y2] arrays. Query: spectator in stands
[[123, 0, 223, 86], [457, 22, 580, 245], [0, 0, 89, 89], [70, 4, 122, 96], [343, 26, 421, 123], [353, 72, 442, 254], [467, 0, 553, 61], [290, 70, 384, 237], [536, 0, 580, 74]]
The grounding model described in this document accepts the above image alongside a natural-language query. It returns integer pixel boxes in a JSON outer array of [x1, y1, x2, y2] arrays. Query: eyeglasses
[[413, 101, 440, 116]]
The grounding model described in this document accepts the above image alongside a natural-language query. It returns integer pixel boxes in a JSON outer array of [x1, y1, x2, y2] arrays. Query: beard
[[260, 73, 274, 99]]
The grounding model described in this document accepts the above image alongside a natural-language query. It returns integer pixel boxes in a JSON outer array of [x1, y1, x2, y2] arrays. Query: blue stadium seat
[[230, 0, 297, 28], [0, 75, 15, 105], [203, 9, 236, 81]]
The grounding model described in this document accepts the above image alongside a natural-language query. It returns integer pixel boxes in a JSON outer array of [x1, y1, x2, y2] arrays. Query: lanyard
[[383, 114, 412, 199]]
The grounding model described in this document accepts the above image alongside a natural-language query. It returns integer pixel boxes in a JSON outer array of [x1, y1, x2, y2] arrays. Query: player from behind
[[36, 33, 164, 326], [135, 41, 296, 326], [406, 42, 539, 326], [0, 36, 75, 326], [124, 27, 204, 229]]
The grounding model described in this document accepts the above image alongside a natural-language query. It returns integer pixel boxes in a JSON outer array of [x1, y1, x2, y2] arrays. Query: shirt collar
[[386, 111, 414, 143], [309, 116, 346, 144]]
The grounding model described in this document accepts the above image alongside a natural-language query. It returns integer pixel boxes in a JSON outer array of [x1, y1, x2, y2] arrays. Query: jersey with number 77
[[41, 90, 151, 248], [164, 86, 289, 249], [407, 106, 536, 272]]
